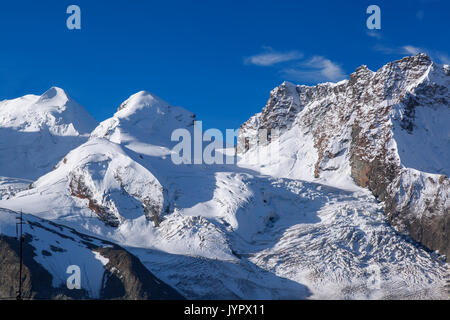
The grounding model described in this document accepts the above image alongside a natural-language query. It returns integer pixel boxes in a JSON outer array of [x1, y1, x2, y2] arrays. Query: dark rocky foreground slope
[[0, 209, 184, 300]]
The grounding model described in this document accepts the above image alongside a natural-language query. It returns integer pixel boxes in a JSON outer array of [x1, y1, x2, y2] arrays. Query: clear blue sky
[[0, 0, 449, 131]]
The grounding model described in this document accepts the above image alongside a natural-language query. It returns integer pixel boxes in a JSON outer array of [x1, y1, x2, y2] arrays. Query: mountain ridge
[[237, 53, 450, 262], [0, 54, 449, 299]]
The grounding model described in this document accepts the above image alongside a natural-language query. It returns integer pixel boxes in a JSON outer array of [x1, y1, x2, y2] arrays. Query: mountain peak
[[386, 53, 433, 72], [91, 90, 194, 146], [0, 88, 98, 179], [116, 91, 170, 117], [38, 86, 70, 103], [411, 52, 431, 61], [350, 64, 374, 83], [280, 81, 296, 88], [238, 54, 450, 266], [354, 64, 370, 73]]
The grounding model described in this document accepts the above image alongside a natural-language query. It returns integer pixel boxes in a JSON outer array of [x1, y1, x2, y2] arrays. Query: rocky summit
[[238, 54, 449, 263]]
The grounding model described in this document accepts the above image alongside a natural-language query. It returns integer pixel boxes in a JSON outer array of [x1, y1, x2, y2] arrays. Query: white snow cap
[[115, 90, 171, 118], [38, 86, 70, 102], [0, 87, 98, 179], [91, 90, 195, 147], [0, 86, 97, 135]]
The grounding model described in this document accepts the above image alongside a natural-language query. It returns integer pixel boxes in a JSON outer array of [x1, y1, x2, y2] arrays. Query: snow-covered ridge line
[[0, 207, 184, 299]]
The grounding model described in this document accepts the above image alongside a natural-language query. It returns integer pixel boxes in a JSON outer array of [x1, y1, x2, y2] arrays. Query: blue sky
[[0, 0, 449, 131]]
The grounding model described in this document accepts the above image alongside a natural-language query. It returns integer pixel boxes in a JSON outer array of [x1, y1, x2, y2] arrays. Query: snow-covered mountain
[[91, 90, 195, 150], [238, 54, 450, 263], [0, 87, 98, 180], [27, 138, 164, 228], [0, 55, 449, 299]]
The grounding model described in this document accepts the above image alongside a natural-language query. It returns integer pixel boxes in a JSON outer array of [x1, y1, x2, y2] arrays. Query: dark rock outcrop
[[0, 210, 184, 300], [0, 235, 89, 299], [97, 247, 184, 300]]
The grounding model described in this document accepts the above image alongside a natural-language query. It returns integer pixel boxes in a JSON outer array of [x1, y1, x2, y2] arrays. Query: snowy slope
[[1, 138, 164, 228], [91, 90, 195, 151], [0, 87, 98, 180], [2, 169, 448, 299], [1, 84, 449, 299]]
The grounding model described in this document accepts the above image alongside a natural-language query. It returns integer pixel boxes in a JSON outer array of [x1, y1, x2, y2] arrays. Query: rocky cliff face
[[237, 54, 450, 261]]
